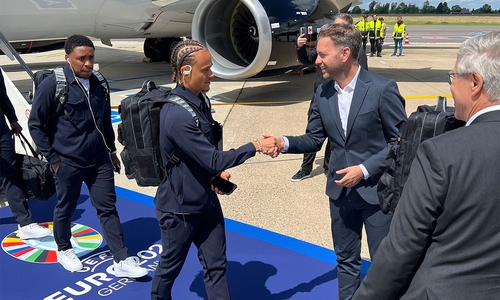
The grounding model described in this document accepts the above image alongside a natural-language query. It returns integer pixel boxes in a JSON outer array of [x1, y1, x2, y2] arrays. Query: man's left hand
[[334, 166, 364, 188]]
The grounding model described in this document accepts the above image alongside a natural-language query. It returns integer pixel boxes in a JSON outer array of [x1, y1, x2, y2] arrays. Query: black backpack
[[32, 67, 109, 121], [377, 96, 465, 214], [117, 80, 198, 187]]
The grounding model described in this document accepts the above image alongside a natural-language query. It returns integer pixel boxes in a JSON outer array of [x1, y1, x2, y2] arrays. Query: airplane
[[0, 0, 360, 80]]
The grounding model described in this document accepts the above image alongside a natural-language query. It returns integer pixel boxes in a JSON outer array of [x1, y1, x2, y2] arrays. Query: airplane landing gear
[[143, 37, 181, 63]]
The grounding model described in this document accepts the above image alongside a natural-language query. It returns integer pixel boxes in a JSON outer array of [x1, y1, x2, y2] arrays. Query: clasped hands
[[253, 134, 285, 158]]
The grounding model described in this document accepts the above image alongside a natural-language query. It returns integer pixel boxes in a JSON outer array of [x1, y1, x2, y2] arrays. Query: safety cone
[[404, 33, 410, 45]]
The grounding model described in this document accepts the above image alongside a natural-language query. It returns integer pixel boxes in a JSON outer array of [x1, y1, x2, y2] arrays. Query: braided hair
[[170, 39, 206, 83]]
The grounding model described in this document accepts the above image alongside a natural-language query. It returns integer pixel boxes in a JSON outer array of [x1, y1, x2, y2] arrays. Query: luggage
[[377, 96, 465, 214], [117, 80, 198, 186], [15, 133, 56, 201]]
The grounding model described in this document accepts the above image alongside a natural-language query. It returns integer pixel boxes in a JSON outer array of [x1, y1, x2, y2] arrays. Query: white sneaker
[[113, 256, 148, 278], [17, 223, 52, 239], [57, 249, 83, 272]]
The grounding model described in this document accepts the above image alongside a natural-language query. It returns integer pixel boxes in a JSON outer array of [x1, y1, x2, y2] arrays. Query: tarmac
[[1, 35, 464, 261]]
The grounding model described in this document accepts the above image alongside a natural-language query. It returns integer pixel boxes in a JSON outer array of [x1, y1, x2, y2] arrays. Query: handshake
[[252, 134, 285, 158]]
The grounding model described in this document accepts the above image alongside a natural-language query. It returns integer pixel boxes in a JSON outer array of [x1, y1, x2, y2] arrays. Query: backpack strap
[[435, 96, 447, 112], [163, 95, 200, 170], [53, 67, 68, 115], [92, 70, 109, 100], [166, 95, 199, 127]]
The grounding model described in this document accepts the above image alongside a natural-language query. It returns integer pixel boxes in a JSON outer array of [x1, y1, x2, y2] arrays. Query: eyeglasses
[[446, 72, 459, 85]]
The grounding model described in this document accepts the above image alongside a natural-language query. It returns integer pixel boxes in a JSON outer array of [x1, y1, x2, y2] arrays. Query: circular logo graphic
[[1, 222, 102, 264]]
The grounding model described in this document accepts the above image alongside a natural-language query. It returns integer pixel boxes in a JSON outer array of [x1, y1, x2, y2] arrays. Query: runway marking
[[40, 52, 65, 58]]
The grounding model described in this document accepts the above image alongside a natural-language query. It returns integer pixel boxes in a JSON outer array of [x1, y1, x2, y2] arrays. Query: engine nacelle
[[192, 0, 349, 80]]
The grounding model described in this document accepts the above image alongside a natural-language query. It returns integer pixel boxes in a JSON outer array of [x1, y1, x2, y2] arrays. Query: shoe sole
[[114, 268, 148, 278], [17, 230, 52, 240], [58, 260, 83, 272], [290, 175, 311, 182]]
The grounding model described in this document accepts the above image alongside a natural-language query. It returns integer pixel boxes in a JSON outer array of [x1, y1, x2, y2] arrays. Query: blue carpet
[[0, 186, 370, 299]]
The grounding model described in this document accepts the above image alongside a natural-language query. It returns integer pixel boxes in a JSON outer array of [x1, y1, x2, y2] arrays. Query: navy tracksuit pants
[[53, 161, 128, 262], [151, 202, 230, 300]]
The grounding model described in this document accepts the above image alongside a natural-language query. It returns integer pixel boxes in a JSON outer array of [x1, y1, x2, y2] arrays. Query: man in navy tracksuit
[[150, 39, 276, 300], [29, 35, 147, 277]]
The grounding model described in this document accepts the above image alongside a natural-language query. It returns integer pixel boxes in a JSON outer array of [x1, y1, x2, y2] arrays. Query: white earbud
[[183, 65, 192, 75], [66, 58, 70, 64]]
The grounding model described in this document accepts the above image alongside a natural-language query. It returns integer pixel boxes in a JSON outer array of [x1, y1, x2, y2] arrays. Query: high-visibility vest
[[380, 22, 387, 38], [355, 19, 369, 38], [367, 19, 382, 39], [393, 22, 406, 39]]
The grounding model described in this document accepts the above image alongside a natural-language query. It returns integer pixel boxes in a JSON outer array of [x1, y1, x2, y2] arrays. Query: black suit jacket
[[353, 109, 500, 299], [287, 67, 406, 203]]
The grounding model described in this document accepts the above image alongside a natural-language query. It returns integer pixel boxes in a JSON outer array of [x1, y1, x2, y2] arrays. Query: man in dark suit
[[352, 31, 500, 300], [292, 13, 368, 181], [266, 23, 406, 299]]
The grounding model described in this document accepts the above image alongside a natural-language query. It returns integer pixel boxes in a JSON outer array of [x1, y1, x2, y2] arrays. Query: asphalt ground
[[1, 25, 486, 260]]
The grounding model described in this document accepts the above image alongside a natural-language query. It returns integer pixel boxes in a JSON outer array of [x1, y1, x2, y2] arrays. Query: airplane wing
[[1, 0, 358, 80]]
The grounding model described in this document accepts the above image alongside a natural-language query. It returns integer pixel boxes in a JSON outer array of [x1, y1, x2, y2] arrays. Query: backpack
[[377, 96, 465, 214], [117, 80, 198, 187], [32, 67, 109, 119]]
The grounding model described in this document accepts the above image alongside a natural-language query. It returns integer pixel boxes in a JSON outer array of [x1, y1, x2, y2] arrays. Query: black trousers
[[0, 125, 33, 227], [53, 162, 128, 261], [329, 190, 392, 300], [369, 39, 382, 55], [151, 202, 230, 300], [361, 37, 368, 52], [300, 142, 330, 173]]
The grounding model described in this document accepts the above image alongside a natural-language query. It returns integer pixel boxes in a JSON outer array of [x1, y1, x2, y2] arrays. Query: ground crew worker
[[355, 14, 369, 52], [392, 16, 406, 56], [379, 17, 387, 50], [367, 14, 382, 57]]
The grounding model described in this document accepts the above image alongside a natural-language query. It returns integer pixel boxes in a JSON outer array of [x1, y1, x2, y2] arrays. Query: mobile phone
[[211, 175, 237, 195], [113, 164, 121, 174], [300, 27, 306, 36]]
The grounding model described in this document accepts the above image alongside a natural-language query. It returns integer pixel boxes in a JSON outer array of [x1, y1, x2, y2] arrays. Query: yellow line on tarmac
[[405, 94, 452, 101], [40, 52, 65, 58]]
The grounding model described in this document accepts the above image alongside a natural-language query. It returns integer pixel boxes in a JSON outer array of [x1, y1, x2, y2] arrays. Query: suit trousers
[[151, 202, 230, 300], [53, 161, 128, 261], [329, 190, 392, 300], [0, 127, 32, 226]]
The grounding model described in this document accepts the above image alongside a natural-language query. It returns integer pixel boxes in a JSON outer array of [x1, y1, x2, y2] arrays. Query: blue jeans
[[393, 39, 403, 55]]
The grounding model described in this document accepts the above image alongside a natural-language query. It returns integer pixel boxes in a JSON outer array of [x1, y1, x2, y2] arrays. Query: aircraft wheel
[[143, 38, 181, 63]]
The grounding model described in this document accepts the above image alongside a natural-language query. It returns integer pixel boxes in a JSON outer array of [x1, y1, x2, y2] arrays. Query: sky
[[356, 0, 500, 10]]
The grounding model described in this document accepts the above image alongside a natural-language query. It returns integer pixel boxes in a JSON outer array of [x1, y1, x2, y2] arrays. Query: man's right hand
[[297, 34, 308, 48]]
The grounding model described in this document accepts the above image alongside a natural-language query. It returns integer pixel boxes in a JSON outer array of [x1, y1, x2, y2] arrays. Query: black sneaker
[[291, 170, 311, 182]]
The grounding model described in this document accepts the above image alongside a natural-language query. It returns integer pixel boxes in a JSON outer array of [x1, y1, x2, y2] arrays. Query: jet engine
[[192, 0, 350, 80]]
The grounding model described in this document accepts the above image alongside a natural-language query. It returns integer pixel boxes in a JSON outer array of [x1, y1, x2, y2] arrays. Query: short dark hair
[[64, 35, 95, 54], [318, 23, 361, 62]]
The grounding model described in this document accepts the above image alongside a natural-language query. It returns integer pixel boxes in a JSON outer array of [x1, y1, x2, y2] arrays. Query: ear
[[65, 55, 70, 63], [470, 73, 483, 97]]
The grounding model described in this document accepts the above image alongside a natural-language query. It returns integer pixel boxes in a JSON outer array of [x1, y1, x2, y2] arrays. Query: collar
[[172, 83, 204, 108], [334, 66, 361, 93], [466, 104, 500, 126]]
